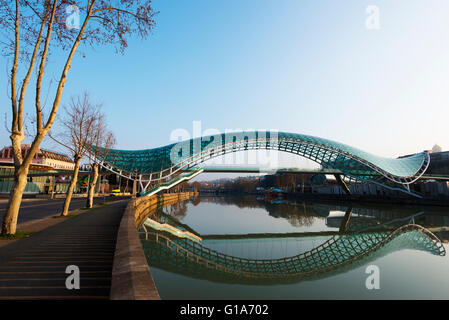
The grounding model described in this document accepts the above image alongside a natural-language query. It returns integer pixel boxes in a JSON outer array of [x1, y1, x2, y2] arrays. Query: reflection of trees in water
[[289, 215, 314, 227], [164, 200, 188, 218], [162, 195, 449, 234], [197, 196, 321, 227], [265, 201, 317, 227], [193, 196, 449, 230], [192, 196, 201, 206], [198, 196, 259, 208]]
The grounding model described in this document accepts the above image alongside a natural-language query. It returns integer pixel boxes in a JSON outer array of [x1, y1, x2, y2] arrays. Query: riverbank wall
[[110, 191, 198, 300], [200, 190, 449, 207]]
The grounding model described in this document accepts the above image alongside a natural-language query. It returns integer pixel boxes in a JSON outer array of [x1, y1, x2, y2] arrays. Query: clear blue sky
[[1, 0, 449, 163]]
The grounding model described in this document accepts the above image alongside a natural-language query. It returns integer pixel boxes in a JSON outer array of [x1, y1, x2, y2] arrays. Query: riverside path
[[0, 200, 127, 299]]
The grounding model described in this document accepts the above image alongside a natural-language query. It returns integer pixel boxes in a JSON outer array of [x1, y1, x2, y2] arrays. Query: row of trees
[[195, 173, 314, 193], [1, 0, 157, 235], [196, 196, 316, 227], [49, 92, 115, 216]]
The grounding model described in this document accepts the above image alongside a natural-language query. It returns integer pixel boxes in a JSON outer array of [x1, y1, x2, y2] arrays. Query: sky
[[1, 0, 449, 173]]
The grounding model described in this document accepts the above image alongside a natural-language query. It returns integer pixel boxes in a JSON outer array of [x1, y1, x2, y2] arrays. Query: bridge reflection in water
[[138, 198, 446, 286]]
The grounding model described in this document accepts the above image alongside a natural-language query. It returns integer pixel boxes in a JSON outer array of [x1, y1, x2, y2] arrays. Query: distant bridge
[[190, 166, 449, 181], [4, 167, 447, 181]]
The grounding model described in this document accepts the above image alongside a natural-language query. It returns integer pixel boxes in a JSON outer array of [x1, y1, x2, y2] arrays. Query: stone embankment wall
[[134, 192, 197, 227], [110, 191, 198, 300]]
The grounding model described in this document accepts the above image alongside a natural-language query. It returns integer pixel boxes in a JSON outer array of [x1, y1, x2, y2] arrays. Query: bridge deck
[[185, 167, 449, 180], [2, 167, 448, 181]]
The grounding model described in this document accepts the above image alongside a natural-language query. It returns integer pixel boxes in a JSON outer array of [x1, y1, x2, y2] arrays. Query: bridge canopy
[[93, 131, 429, 189]]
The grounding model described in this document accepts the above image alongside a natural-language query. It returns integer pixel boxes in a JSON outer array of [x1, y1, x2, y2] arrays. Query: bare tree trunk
[[1, 167, 28, 234], [2, 134, 45, 234], [2, 3, 93, 235], [132, 178, 136, 199], [86, 163, 98, 208], [1, 0, 153, 235], [61, 156, 82, 216]]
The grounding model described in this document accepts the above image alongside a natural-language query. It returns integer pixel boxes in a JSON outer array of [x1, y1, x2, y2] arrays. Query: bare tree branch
[[1, 0, 157, 235]]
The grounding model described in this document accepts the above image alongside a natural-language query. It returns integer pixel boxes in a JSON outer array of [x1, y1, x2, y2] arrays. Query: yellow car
[[110, 189, 121, 196]]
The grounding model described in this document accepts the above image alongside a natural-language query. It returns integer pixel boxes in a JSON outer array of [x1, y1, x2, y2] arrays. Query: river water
[[139, 195, 449, 299]]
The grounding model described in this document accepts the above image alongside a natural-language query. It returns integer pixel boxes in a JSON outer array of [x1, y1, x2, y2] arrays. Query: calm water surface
[[139, 195, 449, 299]]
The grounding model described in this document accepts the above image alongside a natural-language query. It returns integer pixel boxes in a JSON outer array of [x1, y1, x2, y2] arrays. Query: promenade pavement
[[0, 200, 128, 299], [0, 196, 130, 225]]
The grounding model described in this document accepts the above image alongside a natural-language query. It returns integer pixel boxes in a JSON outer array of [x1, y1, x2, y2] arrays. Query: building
[[426, 151, 449, 176], [0, 161, 59, 194], [0, 145, 74, 170], [315, 149, 449, 198], [0, 145, 75, 194], [396, 149, 449, 198]]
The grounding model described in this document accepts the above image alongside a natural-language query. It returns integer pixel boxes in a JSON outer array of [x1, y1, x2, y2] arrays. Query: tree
[[0, 0, 157, 234], [192, 181, 202, 192], [49, 92, 104, 216], [432, 144, 442, 153], [85, 122, 115, 208]]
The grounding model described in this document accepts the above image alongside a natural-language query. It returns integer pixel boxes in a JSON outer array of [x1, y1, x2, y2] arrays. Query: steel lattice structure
[[140, 224, 445, 284], [92, 131, 430, 195]]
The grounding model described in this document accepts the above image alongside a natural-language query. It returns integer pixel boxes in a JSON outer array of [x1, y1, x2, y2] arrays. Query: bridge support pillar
[[334, 174, 351, 195]]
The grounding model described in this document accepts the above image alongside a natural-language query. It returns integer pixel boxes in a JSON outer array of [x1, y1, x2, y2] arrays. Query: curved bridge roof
[[94, 131, 429, 186]]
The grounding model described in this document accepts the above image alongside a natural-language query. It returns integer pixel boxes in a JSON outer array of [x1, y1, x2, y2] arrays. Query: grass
[[0, 231, 32, 240], [81, 202, 109, 210], [52, 214, 78, 219]]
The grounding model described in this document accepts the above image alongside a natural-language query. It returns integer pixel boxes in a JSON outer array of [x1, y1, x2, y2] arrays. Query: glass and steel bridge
[[92, 131, 430, 196]]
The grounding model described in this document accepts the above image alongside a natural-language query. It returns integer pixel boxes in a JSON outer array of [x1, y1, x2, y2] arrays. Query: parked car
[[110, 188, 121, 196]]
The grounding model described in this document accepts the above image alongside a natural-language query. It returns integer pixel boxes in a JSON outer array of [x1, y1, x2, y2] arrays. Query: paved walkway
[[0, 200, 127, 299], [0, 196, 130, 225]]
